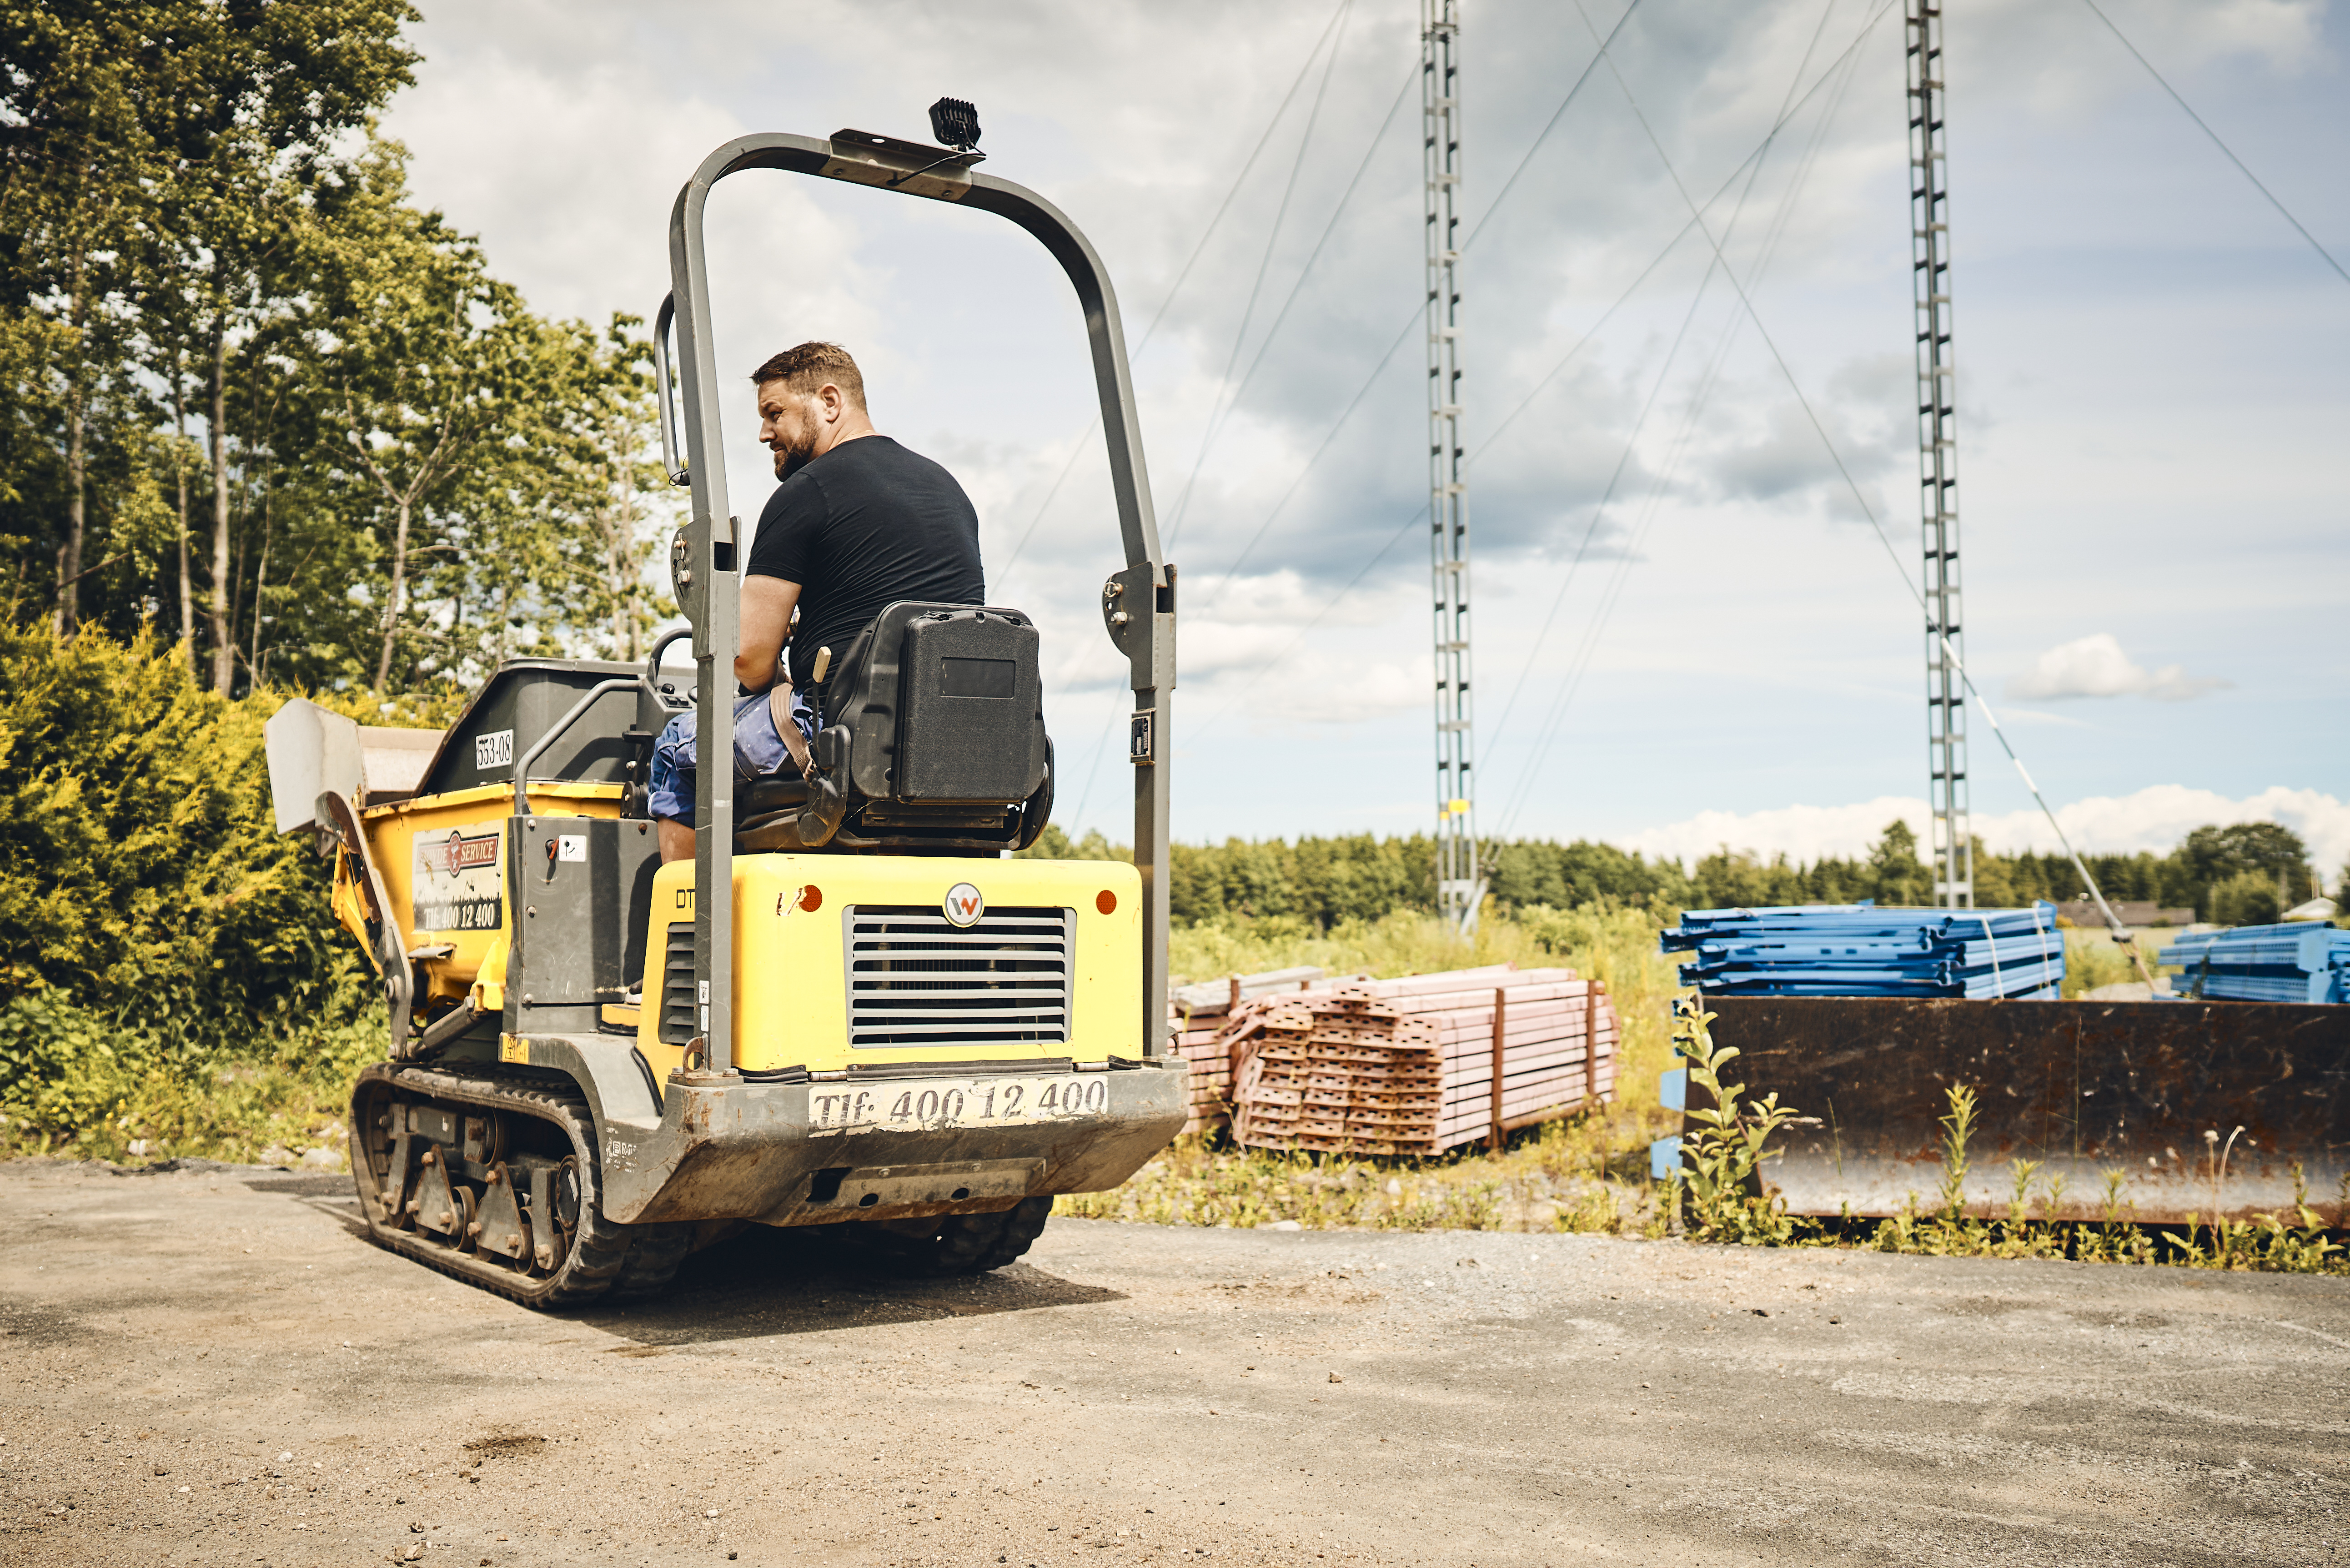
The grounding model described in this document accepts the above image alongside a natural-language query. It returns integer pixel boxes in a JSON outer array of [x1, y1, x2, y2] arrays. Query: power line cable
[[1170, 60, 1421, 563], [1058, 54, 1416, 830], [1574, 12, 2155, 968], [1496, 44, 1876, 840], [1482, 0, 1848, 779], [1468, 0, 1898, 465], [1204, 3, 1893, 622], [1192, 504, 1431, 737], [1056, 30, 1414, 831], [1179, 0, 1900, 750], [1461, 0, 1649, 254], [1185, 0, 1652, 597], [2078, 0, 2350, 289], [994, 0, 1359, 594], [1496, 12, 1893, 831], [1061, 55, 1374, 835], [1488, 2, 1872, 829], [1200, 307, 1418, 602], [1158, 0, 1359, 547], [1478, 267, 1712, 769]]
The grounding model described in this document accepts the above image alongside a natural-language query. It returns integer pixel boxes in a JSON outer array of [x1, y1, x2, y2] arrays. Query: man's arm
[[736, 575, 801, 692]]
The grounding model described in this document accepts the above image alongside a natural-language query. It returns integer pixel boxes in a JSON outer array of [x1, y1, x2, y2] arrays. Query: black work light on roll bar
[[928, 96, 981, 151]]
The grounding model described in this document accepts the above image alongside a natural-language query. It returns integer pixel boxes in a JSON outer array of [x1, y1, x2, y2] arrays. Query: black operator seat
[[737, 601, 1054, 855]]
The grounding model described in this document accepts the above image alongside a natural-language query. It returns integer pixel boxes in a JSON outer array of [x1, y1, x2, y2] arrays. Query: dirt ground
[[2, 1158, 2346, 1568]]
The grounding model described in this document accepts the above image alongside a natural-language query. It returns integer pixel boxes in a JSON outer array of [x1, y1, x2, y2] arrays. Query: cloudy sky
[[384, 0, 2349, 879]]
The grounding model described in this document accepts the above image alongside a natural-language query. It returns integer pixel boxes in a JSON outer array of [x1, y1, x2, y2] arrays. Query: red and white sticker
[[412, 829, 502, 932]]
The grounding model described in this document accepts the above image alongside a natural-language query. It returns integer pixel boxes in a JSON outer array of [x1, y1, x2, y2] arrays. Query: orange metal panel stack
[[1227, 991, 1446, 1155], [1167, 966, 1341, 1137], [1206, 963, 1617, 1155]]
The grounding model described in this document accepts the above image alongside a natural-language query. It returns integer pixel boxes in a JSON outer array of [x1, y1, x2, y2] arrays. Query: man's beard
[[772, 435, 817, 480]]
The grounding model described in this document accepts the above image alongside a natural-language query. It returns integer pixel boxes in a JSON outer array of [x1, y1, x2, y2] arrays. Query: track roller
[[348, 1062, 690, 1308]]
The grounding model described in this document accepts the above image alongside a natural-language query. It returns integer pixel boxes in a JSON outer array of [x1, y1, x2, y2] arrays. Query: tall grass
[[1063, 905, 1687, 1233], [1061, 1118, 1660, 1236], [1168, 902, 1686, 1142], [2060, 924, 2190, 997]]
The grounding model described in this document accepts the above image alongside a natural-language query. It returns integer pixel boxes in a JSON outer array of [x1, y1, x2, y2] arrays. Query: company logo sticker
[[943, 882, 985, 927], [412, 827, 502, 932], [437, 830, 499, 876]]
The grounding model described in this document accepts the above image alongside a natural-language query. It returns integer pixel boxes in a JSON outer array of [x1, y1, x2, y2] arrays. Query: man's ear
[[818, 383, 845, 425]]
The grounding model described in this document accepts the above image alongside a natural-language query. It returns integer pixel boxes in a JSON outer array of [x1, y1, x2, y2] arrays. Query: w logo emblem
[[943, 882, 985, 927]]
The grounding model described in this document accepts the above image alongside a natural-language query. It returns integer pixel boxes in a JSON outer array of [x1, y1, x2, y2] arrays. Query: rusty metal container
[[1701, 996, 2350, 1225]]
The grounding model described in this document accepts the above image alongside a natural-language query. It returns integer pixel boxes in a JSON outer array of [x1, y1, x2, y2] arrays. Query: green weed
[[1936, 1081, 1978, 1223], [1670, 995, 1805, 1245]]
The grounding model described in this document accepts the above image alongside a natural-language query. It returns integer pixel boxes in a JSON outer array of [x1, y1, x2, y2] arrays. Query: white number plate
[[808, 1075, 1111, 1133]]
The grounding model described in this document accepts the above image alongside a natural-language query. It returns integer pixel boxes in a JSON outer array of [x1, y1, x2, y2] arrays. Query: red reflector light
[[801, 885, 823, 912], [1096, 890, 1117, 915]]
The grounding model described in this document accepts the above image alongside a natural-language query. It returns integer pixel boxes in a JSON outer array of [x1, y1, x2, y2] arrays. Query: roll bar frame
[[663, 130, 1174, 1081]]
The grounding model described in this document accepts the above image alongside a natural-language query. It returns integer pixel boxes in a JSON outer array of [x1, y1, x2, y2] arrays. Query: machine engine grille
[[658, 921, 696, 1045], [844, 904, 1072, 1048]]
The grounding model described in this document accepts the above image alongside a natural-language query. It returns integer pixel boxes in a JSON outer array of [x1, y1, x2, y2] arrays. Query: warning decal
[[412, 828, 503, 933]]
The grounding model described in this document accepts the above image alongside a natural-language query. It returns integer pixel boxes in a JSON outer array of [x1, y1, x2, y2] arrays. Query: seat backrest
[[822, 602, 1046, 804]]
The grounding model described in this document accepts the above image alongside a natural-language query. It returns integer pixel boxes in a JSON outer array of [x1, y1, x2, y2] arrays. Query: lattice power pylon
[[1424, 0, 1478, 931], [1908, 0, 1971, 909]]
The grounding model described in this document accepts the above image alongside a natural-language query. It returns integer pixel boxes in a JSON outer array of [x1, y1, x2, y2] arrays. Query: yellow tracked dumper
[[263, 114, 1184, 1306]]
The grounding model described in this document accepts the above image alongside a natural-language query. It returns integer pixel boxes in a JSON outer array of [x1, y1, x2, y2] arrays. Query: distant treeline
[[1024, 819, 2329, 930]]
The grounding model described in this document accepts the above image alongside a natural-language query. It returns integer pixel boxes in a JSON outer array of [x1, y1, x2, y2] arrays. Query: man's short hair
[[750, 342, 866, 409]]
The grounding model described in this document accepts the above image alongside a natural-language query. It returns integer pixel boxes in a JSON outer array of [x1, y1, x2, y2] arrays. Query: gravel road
[[2, 1157, 2345, 1568]]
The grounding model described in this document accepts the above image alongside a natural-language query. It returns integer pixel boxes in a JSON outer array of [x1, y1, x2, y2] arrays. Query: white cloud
[[1621, 785, 2350, 888], [1174, 569, 1427, 724], [2004, 633, 2228, 702], [1975, 786, 2350, 880], [1617, 796, 1931, 867]]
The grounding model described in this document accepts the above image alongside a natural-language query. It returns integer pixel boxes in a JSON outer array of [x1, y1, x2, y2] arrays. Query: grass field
[[1061, 905, 1687, 1235], [23, 905, 2339, 1277]]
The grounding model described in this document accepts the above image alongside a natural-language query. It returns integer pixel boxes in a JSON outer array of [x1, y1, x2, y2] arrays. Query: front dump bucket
[[1702, 996, 2350, 1225]]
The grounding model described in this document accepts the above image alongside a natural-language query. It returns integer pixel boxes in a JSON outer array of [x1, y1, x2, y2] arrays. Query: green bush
[[0, 622, 375, 1156]]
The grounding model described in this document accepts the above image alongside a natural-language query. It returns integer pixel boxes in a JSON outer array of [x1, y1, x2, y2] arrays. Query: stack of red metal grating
[[1173, 963, 1617, 1153]]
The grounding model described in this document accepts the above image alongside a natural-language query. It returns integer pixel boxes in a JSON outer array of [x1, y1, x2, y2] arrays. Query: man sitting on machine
[[647, 341, 985, 863]]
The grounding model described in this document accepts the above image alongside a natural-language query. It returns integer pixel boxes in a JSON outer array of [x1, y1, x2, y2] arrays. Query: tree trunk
[[58, 374, 85, 634], [606, 512, 628, 658], [55, 260, 88, 635], [228, 505, 247, 655], [373, 494, 411, 691], [609, 437, 637, 658], [174, 382, 194, 672], [249, 478, 272, 685], [207, 327, 233, 695]]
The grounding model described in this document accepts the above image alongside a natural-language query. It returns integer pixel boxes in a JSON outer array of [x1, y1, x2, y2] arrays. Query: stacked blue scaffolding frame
[[1661, 901, 2064, 999], [2164, 922, 2350, 1005]]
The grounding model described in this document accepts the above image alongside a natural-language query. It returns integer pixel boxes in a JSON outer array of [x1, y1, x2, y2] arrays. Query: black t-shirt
[[744, 435, 985, 690]]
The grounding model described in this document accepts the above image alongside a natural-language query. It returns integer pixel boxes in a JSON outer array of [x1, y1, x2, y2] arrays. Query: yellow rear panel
[[641, 854, 1142, 1074]]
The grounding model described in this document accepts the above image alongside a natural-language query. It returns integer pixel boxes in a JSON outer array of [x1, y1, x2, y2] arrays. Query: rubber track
[[348, 1062, 691, 1310], [849, 1196, 1055, 1278]]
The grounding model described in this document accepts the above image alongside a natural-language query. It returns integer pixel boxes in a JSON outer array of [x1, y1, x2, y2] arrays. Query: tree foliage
[[0, 1, 675, 696], [1140, 818, 2324, 930]]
